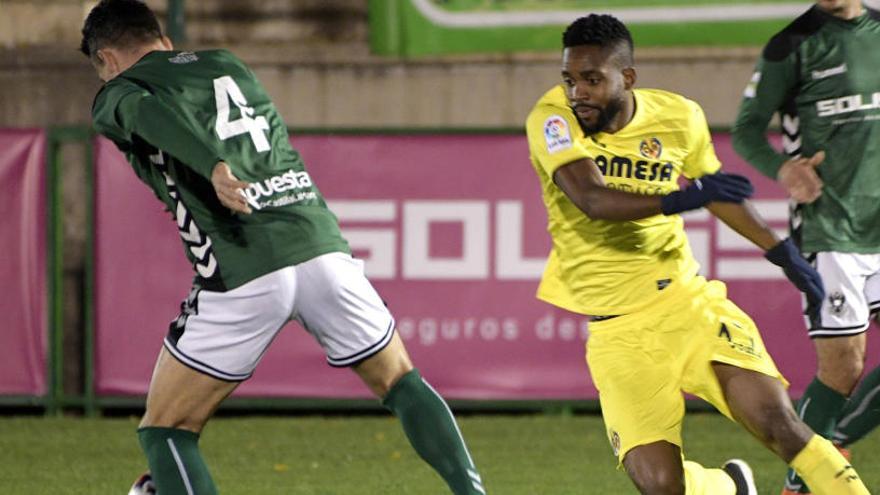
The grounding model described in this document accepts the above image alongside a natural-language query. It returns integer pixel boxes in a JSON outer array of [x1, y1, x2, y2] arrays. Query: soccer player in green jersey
[[80, 2, 485, 494], [733, 1, 880, 493]]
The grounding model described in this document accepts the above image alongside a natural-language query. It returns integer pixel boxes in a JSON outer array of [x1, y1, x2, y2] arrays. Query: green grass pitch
[[1, 413, 878, 494]]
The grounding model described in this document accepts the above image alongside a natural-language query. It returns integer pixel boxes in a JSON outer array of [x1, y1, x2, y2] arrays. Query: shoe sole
[[726, 459, 757, 495]]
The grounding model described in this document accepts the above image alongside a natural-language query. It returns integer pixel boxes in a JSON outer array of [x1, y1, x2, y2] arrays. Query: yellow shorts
[[586, 276, 788, 464]]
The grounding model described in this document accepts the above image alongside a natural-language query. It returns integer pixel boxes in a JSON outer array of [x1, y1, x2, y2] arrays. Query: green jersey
[[92, 49, 349, 291], [732, 6, 880, 253]]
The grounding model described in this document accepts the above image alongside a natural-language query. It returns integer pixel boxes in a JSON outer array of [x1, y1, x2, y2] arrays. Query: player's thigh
[[164, 268, 297, 381], [587, 318, 685, 465], [711, 362, 811, 460], [680, 284, 786, 421], [141, 347, 239, 432], [293, 252, 398, 369], [807, 252, 878, 337]]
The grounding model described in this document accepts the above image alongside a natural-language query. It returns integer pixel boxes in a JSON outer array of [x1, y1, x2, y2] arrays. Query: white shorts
[[805, 252, 880, 338], [164, 252, 395, 381]]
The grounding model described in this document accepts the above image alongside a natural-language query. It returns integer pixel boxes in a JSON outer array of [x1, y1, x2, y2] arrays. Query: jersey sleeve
[[92, 78, 220, 179], [525, 103, 591, 177], [731, 54, 799, 179], [681, 99, 722, 179], [91, 79, 146, 146]]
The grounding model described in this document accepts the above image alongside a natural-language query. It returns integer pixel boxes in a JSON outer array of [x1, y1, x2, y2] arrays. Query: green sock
[[383, 369, 485, 495], [138, 427, 217, 495], [784, 377, 848, 493], [834, 364, 880, 447]]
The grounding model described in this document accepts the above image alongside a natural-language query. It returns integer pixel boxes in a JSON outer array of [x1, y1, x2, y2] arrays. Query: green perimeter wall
[[369, 0, 804, 56]]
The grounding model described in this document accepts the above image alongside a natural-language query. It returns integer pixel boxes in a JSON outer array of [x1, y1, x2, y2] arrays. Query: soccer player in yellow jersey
[[526, 14, 870, 495]]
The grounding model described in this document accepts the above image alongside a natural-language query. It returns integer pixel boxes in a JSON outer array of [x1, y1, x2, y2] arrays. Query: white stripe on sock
[[472, 480, 487, 494], [837, 382, 880, 430], [421, 377, 477, 469], [797, 397, 812, 419], [468, 469, 482, 483], [167, 438, 195, 495]]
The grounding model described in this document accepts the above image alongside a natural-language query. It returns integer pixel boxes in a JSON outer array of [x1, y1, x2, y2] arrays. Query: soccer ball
[[128, 472, 156, 495]]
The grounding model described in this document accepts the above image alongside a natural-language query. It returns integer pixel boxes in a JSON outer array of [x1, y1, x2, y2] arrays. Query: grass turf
[[1, 413, 878, 494]]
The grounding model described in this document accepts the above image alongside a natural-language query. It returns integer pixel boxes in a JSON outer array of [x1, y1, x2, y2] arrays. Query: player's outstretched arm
[[706, 200, 779, 251], [661, 173, 753, 215], [554, 157, 663, 220], [554, 158, 753, 221], [707, 201, 824, 317]]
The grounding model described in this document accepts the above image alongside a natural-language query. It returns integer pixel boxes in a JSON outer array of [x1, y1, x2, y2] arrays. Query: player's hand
[[777, 151, 824, 204], [660, 172, 754, 215], [211, 162, 252, 214], [764, 238, 825, 319]]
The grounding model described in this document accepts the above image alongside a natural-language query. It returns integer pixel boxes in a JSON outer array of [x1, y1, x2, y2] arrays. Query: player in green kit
[[733, 1, 880, 493], [80, 2, 485, 494]]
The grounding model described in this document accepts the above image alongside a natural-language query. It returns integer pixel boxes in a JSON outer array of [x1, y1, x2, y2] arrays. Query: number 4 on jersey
[[213, 75, 271, 152]]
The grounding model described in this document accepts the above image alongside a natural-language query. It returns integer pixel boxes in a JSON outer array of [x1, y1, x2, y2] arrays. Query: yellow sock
[[790, 434, 869, 495], [683, 460, 736, 495]]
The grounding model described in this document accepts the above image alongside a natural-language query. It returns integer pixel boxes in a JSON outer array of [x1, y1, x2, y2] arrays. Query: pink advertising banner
[[93, 133, 879, 399], [0, 129, 47, 396]]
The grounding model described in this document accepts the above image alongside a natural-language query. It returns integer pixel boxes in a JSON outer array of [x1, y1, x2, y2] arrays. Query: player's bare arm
[[555, 158, 754, 221], [706, 201, 779, 250], [553, 157, 663, 220], [777, 151, 825, 204], [709, 200, 824, 317]]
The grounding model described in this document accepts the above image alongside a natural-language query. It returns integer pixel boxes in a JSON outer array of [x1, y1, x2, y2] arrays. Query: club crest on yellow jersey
[[609, 429, 621, 456], [639, 137, 663, 159]]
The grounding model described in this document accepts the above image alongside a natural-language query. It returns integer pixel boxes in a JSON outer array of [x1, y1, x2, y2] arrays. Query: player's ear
[[160, 35, 174, 50], [622, 67, 636, 90], [94, 48, 120, 80]]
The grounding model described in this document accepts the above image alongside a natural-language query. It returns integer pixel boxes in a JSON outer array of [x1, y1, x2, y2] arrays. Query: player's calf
[[747, 400, 812, 461], [382, 368, 485, 495]]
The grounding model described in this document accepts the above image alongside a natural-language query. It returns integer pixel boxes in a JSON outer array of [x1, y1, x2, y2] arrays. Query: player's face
[[561, 45, 633, 135]]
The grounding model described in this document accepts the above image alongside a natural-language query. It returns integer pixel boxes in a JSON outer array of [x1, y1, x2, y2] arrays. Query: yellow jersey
[[526, 86, 722, 316]]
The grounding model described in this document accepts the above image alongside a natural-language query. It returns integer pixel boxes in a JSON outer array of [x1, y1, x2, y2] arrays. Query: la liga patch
[[543, 115, 573, 153]]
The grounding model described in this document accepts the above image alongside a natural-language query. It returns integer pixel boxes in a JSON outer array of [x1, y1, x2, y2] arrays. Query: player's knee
[[356, 358, 412, 397], [139, 408, 207, 433], [625, 453, 685, 495], [629, 468, 685, 495], [369, 371, 404, 397], [354, 334, 414, 397], [817, 353, 864, 394], [817, 338, 865, 370]]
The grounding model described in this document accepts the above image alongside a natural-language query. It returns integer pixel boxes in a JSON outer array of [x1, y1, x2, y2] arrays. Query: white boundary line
[[410, 0, 811, 27]]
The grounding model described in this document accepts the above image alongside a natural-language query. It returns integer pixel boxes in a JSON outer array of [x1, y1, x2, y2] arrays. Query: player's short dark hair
[[80, 0, 163, 59], [562, 14, 634, 67]]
